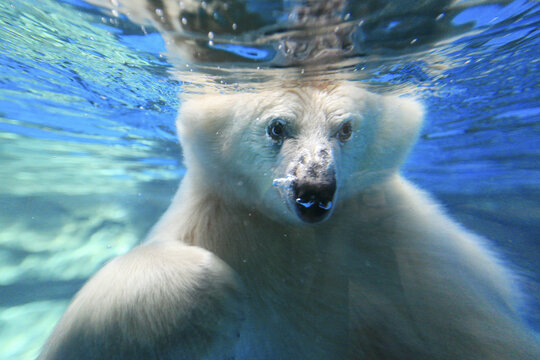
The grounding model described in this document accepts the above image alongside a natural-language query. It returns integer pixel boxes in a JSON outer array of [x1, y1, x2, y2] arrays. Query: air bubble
[[296, 198, 315, 208], [181, 17, 187, 25], [318, 201, 333, 210], [273, 174, 297, 190]]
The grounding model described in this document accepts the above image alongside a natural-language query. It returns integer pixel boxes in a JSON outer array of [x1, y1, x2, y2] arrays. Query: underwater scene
[[0, 0, 539, 359]]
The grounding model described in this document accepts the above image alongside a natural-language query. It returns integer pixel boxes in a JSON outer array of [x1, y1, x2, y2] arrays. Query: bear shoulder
[[39, 241, 245, 360]]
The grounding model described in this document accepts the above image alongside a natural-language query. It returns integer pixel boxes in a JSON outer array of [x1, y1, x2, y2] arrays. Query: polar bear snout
[[293, 177, 336, 223], [287, 147, 336, 223], [285, 144, 338, 223]]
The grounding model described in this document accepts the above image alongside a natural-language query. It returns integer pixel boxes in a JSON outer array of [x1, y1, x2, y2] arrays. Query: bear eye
[[267, 118, 287, 144], [337, 121, 353, 143]]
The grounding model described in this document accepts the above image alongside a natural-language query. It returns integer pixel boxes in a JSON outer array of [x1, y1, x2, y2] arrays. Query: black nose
[[293, 180, 336, 223]]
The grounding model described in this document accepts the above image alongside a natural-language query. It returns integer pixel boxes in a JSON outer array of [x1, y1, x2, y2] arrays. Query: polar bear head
[[177, 83, 423, 224]]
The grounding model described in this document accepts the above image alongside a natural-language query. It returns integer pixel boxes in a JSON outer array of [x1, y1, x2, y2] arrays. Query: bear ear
[[175, 93, 240, 173], [177, 93, 235, 142], [381, 95, 424, 140], [367, 94, 425, 172]]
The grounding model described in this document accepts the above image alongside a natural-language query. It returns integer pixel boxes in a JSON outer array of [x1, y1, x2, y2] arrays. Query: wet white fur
[[40, 84, 539, 359]]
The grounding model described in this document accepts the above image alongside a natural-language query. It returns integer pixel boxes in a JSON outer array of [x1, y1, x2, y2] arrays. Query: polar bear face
[[178, 83, 423, 224]]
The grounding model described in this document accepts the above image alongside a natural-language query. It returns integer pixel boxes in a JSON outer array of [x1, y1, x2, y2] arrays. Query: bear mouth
[[292, 179, 336, 223]]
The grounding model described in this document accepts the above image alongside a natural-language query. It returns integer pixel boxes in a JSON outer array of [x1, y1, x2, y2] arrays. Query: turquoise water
[[0, 0, 539, 359]]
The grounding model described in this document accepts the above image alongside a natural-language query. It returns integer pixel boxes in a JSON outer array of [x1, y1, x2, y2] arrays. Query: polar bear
[[40, 83, 539, 360]]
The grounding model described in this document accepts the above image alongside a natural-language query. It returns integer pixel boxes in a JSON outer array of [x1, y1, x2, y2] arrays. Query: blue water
[[0, 0, 539, 359]]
